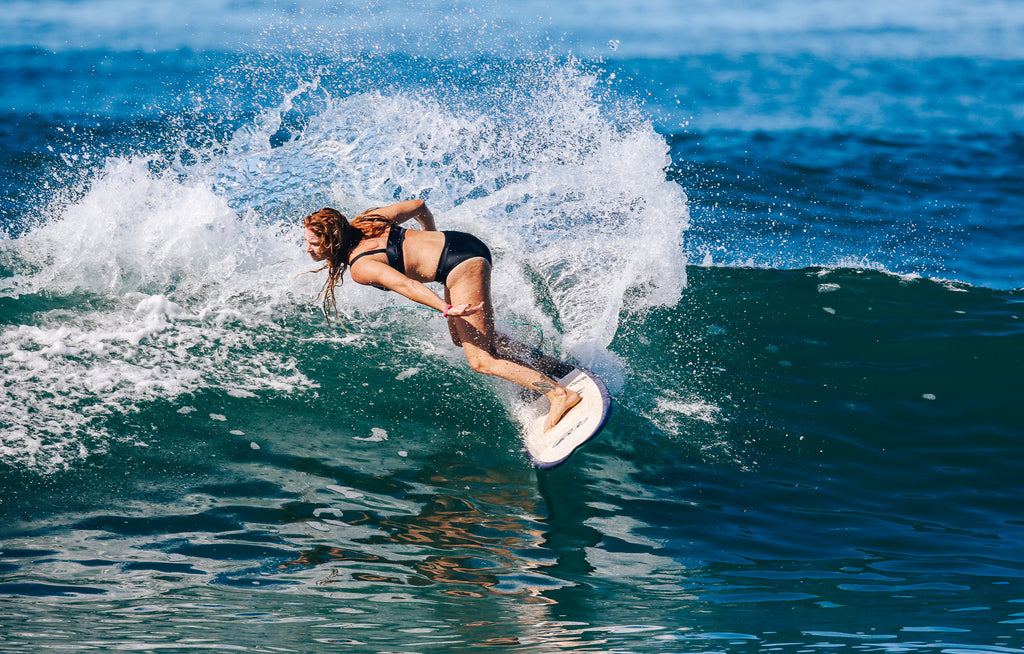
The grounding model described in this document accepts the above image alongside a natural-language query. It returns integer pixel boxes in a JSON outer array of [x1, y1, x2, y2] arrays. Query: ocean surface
[[2, 0, 1023, 651]]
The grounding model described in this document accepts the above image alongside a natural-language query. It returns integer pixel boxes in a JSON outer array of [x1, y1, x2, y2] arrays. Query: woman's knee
[[463, 349, 498, 376]]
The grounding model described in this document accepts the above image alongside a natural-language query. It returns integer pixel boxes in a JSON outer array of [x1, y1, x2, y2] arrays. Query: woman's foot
[[544, 388, 582, 431]]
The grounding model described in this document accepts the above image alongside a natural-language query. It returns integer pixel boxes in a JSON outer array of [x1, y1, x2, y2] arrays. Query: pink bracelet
[[442, 304, 452, 317]]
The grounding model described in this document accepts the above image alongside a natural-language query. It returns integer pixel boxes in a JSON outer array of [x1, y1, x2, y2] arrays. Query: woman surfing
[[302, 200, 581, 431]]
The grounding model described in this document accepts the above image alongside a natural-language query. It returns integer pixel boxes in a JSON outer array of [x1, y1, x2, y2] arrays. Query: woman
[[303, 199, 581, 431]]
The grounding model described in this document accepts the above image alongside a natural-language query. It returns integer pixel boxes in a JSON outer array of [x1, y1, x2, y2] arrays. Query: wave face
[[2, 1, 1023, 652], [0, 55, 688, 473]]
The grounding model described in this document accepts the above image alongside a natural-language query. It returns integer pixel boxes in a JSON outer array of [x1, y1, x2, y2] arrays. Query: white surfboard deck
[[516, 356, 611, 469]]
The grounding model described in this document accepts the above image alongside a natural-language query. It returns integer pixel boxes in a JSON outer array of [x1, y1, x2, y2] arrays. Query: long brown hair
[[304, 207, 393, 321]]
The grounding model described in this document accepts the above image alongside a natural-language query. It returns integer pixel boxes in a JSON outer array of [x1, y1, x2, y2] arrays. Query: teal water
[[3, 267, 1022, 651], [3, 1, 1024, 652]]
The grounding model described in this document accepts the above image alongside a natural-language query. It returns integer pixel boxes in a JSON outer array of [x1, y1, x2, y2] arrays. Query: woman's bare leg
[[445, 259, 580, 430], [446, 289, 558, 371], [444, 287, 462, 346]]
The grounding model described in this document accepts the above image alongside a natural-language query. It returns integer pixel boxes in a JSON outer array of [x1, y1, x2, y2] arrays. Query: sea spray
[[210, 59, 688, 359]]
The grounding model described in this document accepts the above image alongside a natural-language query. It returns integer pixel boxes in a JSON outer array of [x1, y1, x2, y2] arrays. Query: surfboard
[[516, 350, 612, 469]]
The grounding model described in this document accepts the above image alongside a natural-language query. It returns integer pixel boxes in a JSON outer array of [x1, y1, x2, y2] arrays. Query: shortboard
[[516, 350, 612, 469]]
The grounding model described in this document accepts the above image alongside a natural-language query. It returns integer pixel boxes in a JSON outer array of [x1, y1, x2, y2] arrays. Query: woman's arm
[[350, 260, 480, 316], [375, 200, 436, 231]]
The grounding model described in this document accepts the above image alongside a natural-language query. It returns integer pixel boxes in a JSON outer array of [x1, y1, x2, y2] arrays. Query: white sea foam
[[654, 397, 723, 427], [0, 302, 315, 471], [395, 367, 420, 381], [354, 427, 389, 442], [0, 157, 320, 472]]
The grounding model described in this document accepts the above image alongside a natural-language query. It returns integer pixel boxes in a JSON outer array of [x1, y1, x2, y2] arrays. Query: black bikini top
[[349, 225, 405, 274]]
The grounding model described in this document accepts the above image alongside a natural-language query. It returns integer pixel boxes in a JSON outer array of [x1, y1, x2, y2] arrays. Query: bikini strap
[[349, 248, 387, 266]]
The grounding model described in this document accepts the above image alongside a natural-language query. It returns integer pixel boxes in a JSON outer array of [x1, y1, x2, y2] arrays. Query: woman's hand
[[376, 200, 436, 231], [443, 302, 484, 317]]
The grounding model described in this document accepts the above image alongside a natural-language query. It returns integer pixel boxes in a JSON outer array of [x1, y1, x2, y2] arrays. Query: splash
[[0, 158, 319, 472], [211, 59, 689, 359], [1, 57, 687, 472]]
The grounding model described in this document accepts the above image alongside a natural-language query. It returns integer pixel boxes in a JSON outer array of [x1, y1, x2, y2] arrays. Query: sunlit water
[[2, 1, 1023, 652]]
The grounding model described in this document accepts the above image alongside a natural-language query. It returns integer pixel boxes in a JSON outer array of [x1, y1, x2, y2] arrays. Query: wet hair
[[304, 207, 393, 322]]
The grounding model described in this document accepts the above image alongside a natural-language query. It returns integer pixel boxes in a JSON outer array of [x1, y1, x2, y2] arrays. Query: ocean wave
[[0, 57, 688, 473]]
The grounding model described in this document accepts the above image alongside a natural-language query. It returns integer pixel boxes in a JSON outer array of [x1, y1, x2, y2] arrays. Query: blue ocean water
[[2, 1, 1023, 652]]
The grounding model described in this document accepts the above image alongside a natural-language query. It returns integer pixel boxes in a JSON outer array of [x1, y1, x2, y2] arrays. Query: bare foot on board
[[544, 388, 582, 431]]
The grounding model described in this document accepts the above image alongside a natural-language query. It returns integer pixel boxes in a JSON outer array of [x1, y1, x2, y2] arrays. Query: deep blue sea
[[2, 1, 1024, 651]]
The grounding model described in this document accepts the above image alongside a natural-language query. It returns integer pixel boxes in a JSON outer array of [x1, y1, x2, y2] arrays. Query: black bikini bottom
[[436, 231, 492, 286]]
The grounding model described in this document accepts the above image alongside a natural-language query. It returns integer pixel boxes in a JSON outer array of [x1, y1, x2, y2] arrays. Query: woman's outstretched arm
[[374, 200, 436, 231], [350, 259, 481, 316]]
